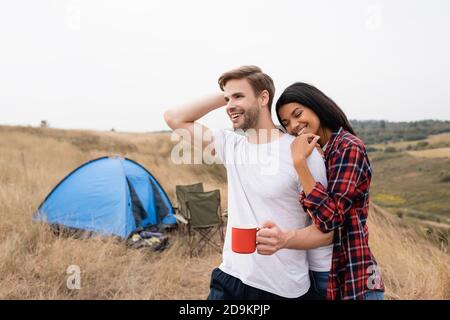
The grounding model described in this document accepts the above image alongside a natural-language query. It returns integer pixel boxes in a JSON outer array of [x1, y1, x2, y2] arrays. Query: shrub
[[404, 133, 428, 141], [366, 146, 379, 153], [415, 141, 429, 150], [384, 146, 397, 153]]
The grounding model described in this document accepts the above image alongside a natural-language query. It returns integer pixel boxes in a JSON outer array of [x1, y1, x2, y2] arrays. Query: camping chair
[[174, 183, 204, 232], [184, 189, 224, 257]]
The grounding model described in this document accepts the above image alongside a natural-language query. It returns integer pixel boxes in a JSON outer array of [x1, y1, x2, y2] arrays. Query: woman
[[256, 82, 384, 300]]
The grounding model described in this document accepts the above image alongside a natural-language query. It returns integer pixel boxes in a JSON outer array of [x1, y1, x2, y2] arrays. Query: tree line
[[350, 120, 450, 145]]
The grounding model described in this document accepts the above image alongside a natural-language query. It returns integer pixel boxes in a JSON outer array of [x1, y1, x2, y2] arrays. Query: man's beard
[[235, 106, 260, 131]]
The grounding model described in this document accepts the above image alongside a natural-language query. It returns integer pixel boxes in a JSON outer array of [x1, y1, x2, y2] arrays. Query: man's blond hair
[[218, 65, 275, 112]]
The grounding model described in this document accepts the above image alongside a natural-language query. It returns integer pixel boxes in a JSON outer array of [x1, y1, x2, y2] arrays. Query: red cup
[[232, 226, 258, 254]]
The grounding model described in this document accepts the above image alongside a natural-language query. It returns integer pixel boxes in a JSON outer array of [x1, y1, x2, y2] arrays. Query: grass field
[[0, 125, 449, 299], [371, 132, 450, 151], [408, 147, 450, 158], [369, 152, 450, 219], [368, 132, 450, 249]]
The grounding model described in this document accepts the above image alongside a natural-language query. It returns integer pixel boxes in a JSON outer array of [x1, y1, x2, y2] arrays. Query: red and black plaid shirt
[[300, 127, 384, 300]]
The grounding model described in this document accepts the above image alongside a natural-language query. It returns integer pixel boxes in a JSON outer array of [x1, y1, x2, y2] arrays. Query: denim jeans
[[310, 270, 385, 300], [309, 270, 328, 300], [363, 290, 384, 300], [207, 268, 310, 300]]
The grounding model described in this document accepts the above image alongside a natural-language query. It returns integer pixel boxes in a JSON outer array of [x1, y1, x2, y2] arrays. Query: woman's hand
[[256, 221, 292, 255], [290, 129, 321, 165]]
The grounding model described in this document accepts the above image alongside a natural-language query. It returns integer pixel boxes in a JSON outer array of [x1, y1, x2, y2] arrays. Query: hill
[[367, 132, 450, 248], [351, 119, 450, 144], [0, 125, 448, 299]]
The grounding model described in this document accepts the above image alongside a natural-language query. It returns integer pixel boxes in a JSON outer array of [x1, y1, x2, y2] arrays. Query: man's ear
[[259, 90, 270, 109]]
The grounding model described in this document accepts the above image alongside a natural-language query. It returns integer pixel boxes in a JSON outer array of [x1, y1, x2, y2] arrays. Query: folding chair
[[185, 189, 224, 257], [174, 183, 204, 232]]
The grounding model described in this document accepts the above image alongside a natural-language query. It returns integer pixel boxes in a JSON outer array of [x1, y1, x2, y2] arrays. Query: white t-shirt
[[212, 129, 332, 298], [308, 142, 333, 272]]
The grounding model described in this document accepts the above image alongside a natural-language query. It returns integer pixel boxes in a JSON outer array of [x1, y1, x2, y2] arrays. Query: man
[[164, 66, 332, 299]]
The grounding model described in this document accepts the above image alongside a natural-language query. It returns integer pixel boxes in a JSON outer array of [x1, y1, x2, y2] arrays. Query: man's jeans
[[207, 268, 311, 300], [309, 271, 328, 300]]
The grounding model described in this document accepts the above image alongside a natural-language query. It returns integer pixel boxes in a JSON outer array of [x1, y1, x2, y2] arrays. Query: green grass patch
[[373, 193, 406, 205], [370, 152, 450, 219]]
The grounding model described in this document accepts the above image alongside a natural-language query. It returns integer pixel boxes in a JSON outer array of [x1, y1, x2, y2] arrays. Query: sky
[[1, 0, 449, 132]]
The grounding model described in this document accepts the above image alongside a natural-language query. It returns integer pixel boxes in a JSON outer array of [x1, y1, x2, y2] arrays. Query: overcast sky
[[1, 0, 449, 132]]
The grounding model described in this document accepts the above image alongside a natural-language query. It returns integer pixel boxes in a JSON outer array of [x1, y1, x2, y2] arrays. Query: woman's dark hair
[[275, 82, 356, 136]]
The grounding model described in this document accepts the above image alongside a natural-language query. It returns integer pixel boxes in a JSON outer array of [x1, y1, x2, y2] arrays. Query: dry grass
[[371, 132, 450, 151], [408, 147, 450, 158], [368, 204, 449, 299], [427, 132, 450, 145], [0, 125, 448, 299]]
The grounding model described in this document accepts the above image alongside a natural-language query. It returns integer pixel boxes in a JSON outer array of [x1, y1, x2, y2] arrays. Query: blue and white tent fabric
[[34, 156, 176, 238]]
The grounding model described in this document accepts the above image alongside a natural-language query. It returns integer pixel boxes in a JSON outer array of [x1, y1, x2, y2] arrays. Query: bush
[[366, 146, 379, 153], [415, 141, 429, 150], [384, 146, 397, 153], [404, 133, 428, 141]]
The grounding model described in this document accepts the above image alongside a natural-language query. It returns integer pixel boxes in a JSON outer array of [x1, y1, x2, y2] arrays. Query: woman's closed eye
[[294, 110, 303, 118]]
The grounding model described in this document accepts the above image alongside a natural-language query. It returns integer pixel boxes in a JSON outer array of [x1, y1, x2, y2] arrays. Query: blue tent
[[33, 156, 176, 238]]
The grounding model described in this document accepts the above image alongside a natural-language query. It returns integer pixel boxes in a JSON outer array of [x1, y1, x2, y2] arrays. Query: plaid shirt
[[300, 127, 384, 300]]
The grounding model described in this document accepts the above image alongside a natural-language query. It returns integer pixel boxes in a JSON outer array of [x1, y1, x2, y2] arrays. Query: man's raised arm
[[164, 93, 226, 151]]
